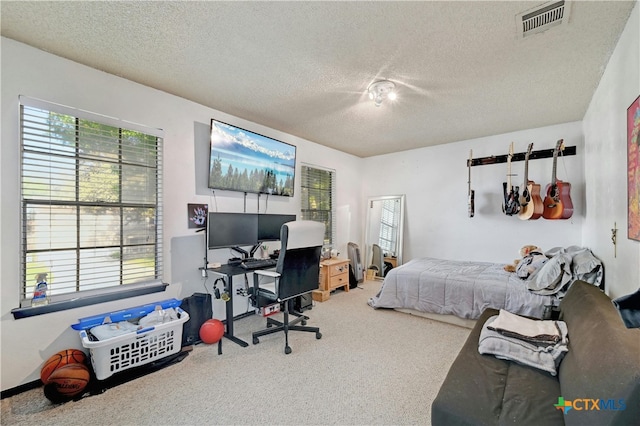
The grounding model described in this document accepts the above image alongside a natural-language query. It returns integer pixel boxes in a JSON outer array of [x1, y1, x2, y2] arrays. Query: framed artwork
[[188, 203, 208, 229], [628, 95, 640, 241]]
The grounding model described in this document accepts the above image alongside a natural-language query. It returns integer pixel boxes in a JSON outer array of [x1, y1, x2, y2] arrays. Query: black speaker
[[295, 293, 313, 312], [180, 292, 213, 347]]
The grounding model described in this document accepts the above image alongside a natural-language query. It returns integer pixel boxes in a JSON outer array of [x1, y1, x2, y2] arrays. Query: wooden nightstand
[[313, 258, 350, 302]]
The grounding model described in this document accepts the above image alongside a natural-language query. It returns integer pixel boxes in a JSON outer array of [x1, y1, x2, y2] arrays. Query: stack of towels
[[478, 309, 568, 376]]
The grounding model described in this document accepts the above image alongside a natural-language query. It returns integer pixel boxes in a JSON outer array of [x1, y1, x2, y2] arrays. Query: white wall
[[361, 3, 640, 300], [582, 2, 640, 299], [362, 122, 585, 264], [0, 37, 362, 391]]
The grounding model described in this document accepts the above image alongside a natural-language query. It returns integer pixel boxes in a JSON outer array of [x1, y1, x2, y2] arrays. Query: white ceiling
[[1, 1, 636, 157]]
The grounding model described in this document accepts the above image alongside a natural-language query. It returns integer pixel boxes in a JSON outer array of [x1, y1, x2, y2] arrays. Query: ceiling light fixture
[[367, 80, 397, 107]]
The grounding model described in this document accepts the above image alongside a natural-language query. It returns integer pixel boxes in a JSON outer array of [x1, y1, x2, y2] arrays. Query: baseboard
[[1, 379, 41, 399]]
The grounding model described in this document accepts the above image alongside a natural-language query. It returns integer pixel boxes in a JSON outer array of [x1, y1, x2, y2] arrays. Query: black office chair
[[249, 220, 324, 354]]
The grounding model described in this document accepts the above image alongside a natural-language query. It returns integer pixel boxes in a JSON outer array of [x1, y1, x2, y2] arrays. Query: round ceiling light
[[367, 80, 397, 107]]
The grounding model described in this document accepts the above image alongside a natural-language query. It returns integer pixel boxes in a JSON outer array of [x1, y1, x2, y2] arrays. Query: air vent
[[516, 1, 571, 38]]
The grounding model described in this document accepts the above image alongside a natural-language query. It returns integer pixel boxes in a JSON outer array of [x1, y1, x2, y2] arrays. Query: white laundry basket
[[71, 299, 189, 380]]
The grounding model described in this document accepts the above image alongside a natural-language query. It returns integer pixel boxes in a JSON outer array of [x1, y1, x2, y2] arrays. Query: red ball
[[40, 349, 87, 384], [199, 319, 224, 344], [45, 363, 90, 399]]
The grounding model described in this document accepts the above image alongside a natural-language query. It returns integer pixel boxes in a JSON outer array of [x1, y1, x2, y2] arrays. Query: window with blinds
[[19, 98, 163, 308], [300, 164, 335, 245], [378, 199, 399, 255]]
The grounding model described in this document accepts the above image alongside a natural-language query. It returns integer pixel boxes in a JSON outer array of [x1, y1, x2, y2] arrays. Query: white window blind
[[300, 164, 335, 246], [378, 199, 399, 255], [19, 97, 163, 307]]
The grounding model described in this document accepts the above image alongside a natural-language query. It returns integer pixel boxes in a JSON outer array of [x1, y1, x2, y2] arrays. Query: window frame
[[13, 96, 165, 318], [300, 163, 336, 247]]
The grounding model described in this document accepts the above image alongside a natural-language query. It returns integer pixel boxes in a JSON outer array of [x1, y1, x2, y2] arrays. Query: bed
[[367, 246, 603, 321]]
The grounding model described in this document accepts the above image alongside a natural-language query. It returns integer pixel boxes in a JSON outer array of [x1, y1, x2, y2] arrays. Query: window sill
[[11, 283, 168, 319]]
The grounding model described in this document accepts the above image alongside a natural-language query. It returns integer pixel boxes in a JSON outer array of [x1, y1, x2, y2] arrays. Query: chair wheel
[[301, 319, 307, 326], [316, 332, 322, 339], [285, 346, 292, 354], [253, 337, 259, 345]]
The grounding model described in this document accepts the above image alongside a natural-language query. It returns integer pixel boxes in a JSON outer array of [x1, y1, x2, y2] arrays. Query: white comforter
[[368, 257, 556, 320]]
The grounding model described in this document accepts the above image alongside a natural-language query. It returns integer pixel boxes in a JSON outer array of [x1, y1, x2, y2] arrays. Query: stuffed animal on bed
[[504, 245, 548, 279]]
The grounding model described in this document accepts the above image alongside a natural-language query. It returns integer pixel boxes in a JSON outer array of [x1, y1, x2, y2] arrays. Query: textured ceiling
[[1, 1, 636, 157]]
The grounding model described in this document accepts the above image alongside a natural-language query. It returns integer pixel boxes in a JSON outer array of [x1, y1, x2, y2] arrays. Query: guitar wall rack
[[467, 145, 576, 167]]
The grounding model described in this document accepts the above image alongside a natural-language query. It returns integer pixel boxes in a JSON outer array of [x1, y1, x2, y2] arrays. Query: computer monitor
[[207, 212, 258, 249], [257, 214, 296, 241]]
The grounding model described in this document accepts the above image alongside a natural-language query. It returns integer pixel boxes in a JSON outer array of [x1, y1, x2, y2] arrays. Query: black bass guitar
[[502, 142, 520, 216]]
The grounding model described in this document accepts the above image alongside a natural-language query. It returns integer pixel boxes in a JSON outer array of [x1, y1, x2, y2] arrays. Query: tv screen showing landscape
[[208, 119, 296, 196]]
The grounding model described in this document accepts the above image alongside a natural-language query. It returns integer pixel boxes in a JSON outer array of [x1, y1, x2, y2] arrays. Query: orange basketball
[[46, 363, 90, 398], [40, 349, 87, 384]]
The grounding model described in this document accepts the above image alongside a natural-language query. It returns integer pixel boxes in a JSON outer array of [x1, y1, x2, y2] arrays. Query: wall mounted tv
[[208, 119, 296, 196]]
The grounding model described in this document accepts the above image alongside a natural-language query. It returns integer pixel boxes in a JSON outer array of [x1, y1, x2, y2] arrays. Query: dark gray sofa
[[432, 281, 640, 425]]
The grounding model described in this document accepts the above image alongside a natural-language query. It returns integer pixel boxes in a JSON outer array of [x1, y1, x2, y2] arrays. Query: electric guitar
[[542, 139, 574, 219], [518, 143, 544, 220], [502, 142, 520, 216], [468, 150, 475, 218]]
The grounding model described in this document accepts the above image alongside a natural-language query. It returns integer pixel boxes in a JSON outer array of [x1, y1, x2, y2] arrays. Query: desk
[[206, 262, 275, 348]]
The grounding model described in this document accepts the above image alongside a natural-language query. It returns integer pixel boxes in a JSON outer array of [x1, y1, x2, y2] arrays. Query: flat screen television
[[207, 212, 258, 249], [258, 214, 296, 241], [208, 119, 296, 196]]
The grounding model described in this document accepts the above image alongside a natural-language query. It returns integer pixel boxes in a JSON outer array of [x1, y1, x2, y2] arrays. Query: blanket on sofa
[[479, 311, 569, 376]]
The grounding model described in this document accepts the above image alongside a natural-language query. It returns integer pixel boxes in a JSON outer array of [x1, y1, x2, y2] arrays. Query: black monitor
[[258, 214, 296, 241], [207, 212, 258, 249]]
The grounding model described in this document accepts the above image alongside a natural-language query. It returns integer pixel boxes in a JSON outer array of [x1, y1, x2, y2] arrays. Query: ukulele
[[542, 139, 574, 219], [502, 142, 520, 216], [468, 150, 474, 218], [518, 143, 544, 220]]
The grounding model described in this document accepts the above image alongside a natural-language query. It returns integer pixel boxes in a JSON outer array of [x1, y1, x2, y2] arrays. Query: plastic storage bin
[[71, 299, 188, 380]]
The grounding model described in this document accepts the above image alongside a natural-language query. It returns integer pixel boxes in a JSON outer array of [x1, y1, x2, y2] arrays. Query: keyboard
[[239, 258, 277, 270]]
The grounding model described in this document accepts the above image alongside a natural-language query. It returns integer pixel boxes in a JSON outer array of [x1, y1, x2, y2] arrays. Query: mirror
[[364, 195, 405, 279]]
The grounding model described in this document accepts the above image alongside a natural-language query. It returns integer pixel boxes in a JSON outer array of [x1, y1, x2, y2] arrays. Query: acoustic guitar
[[468, 150, 474, 218], [502, 142, 520, 216], [518, 143, 544, 220], [542, 139, 573, 219]]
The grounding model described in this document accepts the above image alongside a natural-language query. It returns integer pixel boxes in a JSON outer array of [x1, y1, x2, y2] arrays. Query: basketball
[[199, 319, 224, 344], [40, 349, 87, 384], [45, 363, 90, 399]]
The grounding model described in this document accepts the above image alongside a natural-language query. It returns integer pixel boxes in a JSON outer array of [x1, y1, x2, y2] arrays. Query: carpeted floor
[[1, 281, 471, 425]]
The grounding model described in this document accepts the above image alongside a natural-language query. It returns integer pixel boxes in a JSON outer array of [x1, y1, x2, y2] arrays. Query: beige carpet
[[1, 282, 471, 425]]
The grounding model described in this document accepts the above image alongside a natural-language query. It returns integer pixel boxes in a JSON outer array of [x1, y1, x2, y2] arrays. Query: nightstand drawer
[[329, 272, 348, 290], [328, 263, 348, 277]]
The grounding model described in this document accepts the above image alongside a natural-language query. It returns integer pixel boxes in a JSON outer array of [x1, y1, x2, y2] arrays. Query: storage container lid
[[70, 298, 182, 330]]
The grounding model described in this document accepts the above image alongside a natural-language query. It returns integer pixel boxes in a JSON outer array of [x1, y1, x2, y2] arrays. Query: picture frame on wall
[[188, 203, 208, 229], [628, 95, 640, 241]]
